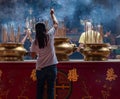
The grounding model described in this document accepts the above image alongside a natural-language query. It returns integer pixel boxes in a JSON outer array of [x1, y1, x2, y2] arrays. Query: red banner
[[0, 60, 120, 99]]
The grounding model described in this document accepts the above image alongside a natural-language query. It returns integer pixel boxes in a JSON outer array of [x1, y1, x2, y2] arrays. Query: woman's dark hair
[[35, 22, 49, 48]]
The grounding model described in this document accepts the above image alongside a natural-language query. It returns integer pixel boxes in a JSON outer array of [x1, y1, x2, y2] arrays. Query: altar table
[[0, 60, 120, 99]]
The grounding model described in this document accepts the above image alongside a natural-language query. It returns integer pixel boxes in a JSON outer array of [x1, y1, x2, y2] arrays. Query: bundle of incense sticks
[[16, 26, 21, 43], [2, 26, 8, 43], [99, 25, 103, 43], [9, 25, 15, 42], [2, 25, 22, 43], [93, 26, 98, 43], [55, 21, 66, 38], [84, 22, 87, 44]]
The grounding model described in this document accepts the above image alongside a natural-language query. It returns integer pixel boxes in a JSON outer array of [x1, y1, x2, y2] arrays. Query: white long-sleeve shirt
[[30, 27, 58, 70]]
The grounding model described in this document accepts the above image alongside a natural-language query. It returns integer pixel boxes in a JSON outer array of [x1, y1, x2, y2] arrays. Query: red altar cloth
[[0, 60, 120, 99]]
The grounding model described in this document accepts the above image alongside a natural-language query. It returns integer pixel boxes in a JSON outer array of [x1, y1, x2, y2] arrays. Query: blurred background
[[0, 0, 120, 59]]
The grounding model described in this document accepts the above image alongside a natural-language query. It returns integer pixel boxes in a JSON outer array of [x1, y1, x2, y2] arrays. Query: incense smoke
[[0, 0, 120, 34]]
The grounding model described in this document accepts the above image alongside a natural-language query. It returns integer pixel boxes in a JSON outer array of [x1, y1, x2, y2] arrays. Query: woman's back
[[30, 27, 58, 70]]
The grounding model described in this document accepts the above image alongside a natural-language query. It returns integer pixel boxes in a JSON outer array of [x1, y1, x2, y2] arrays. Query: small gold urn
[[0, 43, 27, 61], [54, 37, 77, 61], [80, 43, 111, 61]]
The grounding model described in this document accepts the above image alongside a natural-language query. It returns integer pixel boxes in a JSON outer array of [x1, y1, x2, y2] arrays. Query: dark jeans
[[36, 65, 57, 99]]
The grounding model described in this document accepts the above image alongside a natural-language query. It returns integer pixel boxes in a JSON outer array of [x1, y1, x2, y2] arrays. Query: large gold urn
[[80, 43, 111, 61], [54, 37, 77, 61], [0, 43, 27, 61]]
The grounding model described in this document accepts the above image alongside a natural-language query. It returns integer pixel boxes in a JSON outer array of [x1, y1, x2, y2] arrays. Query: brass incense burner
[[80, 43, 111, 61], [0, 43, 27, 61], [54, 37, 77, 61]]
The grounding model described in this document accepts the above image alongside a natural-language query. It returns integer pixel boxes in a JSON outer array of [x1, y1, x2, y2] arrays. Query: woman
[[21, 28, 33, 59], [30, 9, 58, 99]]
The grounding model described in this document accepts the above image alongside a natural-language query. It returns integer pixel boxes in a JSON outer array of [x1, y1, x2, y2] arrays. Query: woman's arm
[[21, 29, 33, 44], [50, 9, 58, 30], [21, 34, 28, 44]]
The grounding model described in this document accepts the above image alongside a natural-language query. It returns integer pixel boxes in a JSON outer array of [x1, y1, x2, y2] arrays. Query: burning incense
[[95, 26, 98, 43], [2, 26, 8, 43], [84, 22, 87, 44], [16, 26, 21, 43], [9, 25, 15, 42], [99, 25, 103, 43], [86, 25, 88, 43]]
